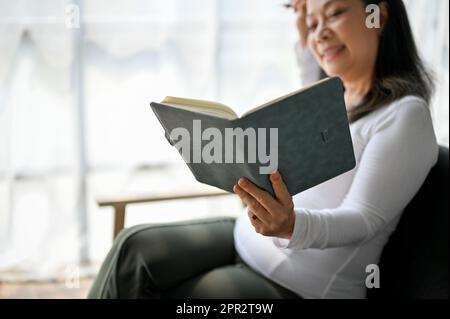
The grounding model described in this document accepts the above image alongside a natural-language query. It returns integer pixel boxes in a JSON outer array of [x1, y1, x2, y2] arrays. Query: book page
[[161, 96, 238, 120], [241, 77, 331, 118], [160, 77, 331, 120]]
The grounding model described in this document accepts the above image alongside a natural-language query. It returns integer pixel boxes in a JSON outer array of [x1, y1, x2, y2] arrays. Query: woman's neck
[[343, 75, 374, 110]]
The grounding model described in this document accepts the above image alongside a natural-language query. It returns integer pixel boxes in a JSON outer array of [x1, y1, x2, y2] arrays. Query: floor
[[0, 278, 94, 299]]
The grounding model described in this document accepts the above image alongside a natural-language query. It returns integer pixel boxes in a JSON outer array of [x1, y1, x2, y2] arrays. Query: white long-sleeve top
[[233, 45, 439, 299], [295, 42, 322, 87]]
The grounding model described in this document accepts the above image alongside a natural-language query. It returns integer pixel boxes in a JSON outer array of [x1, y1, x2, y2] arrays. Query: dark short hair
[[328, 0, 435, 123]]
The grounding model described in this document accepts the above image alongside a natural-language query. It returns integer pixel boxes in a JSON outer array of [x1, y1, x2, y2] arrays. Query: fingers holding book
[[270, 171, 294, 208], [233, 171, 295, 240]]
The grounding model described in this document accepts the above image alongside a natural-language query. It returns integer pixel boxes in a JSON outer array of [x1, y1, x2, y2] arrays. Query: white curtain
[[404, 0, 449, 146], [0, 0, 448, 281], [0, 0, 79, 281]]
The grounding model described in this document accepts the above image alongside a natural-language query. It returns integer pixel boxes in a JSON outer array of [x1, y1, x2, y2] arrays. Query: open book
[[159, 78, 324, 120], [150, 77, 355, 196]]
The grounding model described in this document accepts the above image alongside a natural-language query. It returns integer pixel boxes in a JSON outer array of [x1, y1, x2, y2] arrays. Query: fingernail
[[271, 171, 280, 181], [238, 178, 247, 187]]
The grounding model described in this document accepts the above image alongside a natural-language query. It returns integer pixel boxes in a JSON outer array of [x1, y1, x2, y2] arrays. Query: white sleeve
[[295, 42, 321, 87], [273, 98, 439, 250]]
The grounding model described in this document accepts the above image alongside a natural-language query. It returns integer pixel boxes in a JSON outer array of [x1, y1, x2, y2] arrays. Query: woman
[[88, 0, 438, 299]]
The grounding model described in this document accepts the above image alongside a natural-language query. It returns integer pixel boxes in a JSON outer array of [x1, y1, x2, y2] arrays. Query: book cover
[[150, 77, 356, 196]]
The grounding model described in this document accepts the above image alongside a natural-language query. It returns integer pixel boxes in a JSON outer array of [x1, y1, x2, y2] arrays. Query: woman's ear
[[378, 1, 389, 34]]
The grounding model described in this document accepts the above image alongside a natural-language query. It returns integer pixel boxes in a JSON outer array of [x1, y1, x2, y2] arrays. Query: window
[[0, 0, 448, 281]]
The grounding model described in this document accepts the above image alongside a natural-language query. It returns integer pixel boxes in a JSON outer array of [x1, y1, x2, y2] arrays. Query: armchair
[[97, 147, 449, 298], [97, 189, 238, 240]]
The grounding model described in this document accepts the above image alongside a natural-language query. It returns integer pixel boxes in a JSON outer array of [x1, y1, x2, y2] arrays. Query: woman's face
[[306, 0, 380, 82]]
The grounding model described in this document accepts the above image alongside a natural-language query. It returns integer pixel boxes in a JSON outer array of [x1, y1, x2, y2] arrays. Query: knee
[[113, 225, 151, 262], [88, 225, 155, 299]]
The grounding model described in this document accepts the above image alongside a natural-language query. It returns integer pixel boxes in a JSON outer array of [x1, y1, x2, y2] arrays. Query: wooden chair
[[97, 189, 240, 239]]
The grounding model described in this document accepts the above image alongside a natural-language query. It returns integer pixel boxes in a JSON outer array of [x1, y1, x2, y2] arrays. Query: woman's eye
[[328, 9, 345, 19], [307, 23, 318, 32]]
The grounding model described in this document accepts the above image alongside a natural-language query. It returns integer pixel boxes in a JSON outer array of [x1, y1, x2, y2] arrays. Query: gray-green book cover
[[150, 77, 356, 196]]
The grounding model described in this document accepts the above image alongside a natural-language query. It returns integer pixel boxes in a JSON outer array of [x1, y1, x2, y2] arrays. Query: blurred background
[[0, 0, 448, 298]]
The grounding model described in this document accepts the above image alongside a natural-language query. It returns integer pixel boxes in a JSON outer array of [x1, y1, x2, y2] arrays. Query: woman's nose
[[316, 23, 331, 42]]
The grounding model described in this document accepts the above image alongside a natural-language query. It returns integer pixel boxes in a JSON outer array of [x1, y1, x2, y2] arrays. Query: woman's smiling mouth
[[321, 45, 346, 62]]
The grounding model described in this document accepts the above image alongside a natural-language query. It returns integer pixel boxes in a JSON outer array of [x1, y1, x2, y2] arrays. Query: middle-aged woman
[[88, 0, 438, 299], [232, 0, 438, 298]]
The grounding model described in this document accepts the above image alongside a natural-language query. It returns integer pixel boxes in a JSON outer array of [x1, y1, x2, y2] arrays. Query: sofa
[[98, 147, 449, 299]]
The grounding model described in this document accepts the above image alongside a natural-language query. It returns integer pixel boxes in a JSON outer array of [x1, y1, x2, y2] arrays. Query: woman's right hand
[[291, 0, 308, 48]]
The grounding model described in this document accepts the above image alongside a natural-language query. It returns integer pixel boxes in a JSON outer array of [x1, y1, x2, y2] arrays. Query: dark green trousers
[[87, 217, 301, 299]]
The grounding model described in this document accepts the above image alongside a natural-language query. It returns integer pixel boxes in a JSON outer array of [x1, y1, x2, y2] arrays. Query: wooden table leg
[[113, 203, 126, 240]]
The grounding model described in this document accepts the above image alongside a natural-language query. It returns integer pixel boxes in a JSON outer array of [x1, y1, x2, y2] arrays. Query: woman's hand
[[233, 171, 295, 239], [291, 0, 309, 48]]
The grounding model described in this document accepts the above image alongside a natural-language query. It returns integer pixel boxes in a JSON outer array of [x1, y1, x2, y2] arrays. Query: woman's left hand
[[233, 171, 295, 239]]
